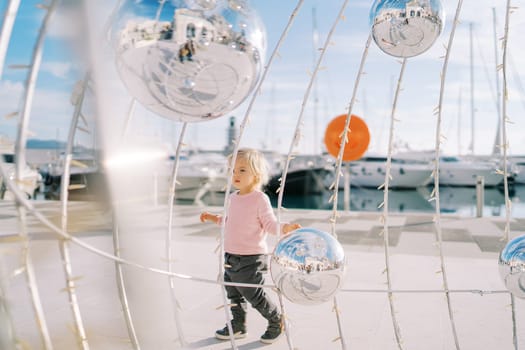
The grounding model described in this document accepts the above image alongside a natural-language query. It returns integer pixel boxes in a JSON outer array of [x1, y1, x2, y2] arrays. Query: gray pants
[[224, 253, 280, 323]]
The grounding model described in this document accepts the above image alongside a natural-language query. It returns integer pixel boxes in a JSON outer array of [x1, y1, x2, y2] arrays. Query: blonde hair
[[229, 148, 269, 190]]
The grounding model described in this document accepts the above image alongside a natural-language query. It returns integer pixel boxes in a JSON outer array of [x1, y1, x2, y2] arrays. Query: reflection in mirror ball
[[270, 228, 346, 305], [111, 0, 266, 122], [498, 235, 525, 299], [369, 0, 444, 58]]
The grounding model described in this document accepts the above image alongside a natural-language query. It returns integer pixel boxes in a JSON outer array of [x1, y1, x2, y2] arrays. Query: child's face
[[232, 157, 257, 194]]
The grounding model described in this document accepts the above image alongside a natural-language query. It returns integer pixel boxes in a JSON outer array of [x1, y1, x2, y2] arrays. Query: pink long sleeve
[[221, 190, 281, 255]]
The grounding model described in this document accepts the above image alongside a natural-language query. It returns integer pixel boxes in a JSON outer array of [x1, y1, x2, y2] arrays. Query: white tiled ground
[[1, 200, 524, 349]]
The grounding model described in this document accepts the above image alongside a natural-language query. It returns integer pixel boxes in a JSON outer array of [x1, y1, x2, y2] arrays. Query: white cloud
[[41, 61, 74, 79], [0, 81, 24, 134], [0, 80, 24, 99]]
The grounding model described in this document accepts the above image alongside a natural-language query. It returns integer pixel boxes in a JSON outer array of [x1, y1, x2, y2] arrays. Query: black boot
[[215, 301, 247, 340], [260, 314, 283, 344]]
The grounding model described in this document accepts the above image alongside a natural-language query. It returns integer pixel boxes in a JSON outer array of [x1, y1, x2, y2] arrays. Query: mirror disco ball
[[110, 0, 266, 122], [498, 235, 525, 299], [270, 228, 346, 305], [369, 0, 444, 58]]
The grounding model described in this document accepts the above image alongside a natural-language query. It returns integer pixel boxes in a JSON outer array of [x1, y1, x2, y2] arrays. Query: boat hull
[[347, 162, 432, 188], [266, 168, 331, 195]]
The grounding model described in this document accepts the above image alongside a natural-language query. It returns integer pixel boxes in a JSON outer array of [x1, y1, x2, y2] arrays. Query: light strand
[[166, 122, 188, 347], [12, 1, 60, 348], [59, 73, 90, 350], [433, 0, 465, 348], [276, 1, 351, 348], [500, 2, 518, 348], [382, 58, 408, 350]]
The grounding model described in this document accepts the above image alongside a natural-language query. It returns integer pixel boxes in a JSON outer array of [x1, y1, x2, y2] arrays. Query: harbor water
[[178, 184, 525, 218]]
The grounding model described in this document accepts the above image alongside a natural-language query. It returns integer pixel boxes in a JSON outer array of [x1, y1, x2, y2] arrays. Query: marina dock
[[1, 200, 524, 349]]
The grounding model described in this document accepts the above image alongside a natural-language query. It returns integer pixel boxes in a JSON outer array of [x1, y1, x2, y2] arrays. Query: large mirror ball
[[110, 0, 266, 122], [369, 0, 444, 58], [270, 228, 347, 305], [498, 235, 525, 299]]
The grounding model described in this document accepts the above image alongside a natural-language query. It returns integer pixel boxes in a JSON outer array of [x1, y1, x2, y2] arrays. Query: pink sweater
[[219, 190, 281, 255]]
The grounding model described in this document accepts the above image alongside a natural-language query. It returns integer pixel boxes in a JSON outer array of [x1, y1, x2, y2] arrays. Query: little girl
[[200, 148, 300, 344]]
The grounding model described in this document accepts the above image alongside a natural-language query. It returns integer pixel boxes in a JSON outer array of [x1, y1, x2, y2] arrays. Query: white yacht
[[38, 152, 103, 200], [436, 156, 503, 187], [395, 151, 507, 187], [509, 156, 525, 184], [0, 137, 42, 200], [167, 151, 228, 202], [338, 155, 433, 189]]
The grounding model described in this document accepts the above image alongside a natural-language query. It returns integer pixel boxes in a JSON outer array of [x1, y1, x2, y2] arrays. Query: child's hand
[[200, 212, 219, 224], [283, 223, 301, 234], [200, 212, 210, 223]]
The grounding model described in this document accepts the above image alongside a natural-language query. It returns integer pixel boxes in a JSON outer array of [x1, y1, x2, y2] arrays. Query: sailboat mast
[[312, 6, 319, 154], [469, 22, 475, 155], [491, 7, 502, 156], [263, 83, 275, 149], [457, 88, 462, 155]]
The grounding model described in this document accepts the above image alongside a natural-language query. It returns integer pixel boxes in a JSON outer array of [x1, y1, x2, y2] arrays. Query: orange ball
[[324, 114, 370, 161]]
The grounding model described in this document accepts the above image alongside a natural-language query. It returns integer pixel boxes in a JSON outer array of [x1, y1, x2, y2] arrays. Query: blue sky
[[1, 0, 525, 156]]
